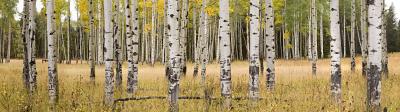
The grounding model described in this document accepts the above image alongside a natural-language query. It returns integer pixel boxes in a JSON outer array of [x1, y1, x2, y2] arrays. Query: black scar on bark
[[249, 66, 259, 91], [366, 0, 375, 5]]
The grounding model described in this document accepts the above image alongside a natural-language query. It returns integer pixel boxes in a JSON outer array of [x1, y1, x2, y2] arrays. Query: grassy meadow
[[0, 54, 400, 111]]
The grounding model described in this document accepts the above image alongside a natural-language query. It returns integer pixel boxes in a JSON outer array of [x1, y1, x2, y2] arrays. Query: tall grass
[[0, 54, 399, 111]]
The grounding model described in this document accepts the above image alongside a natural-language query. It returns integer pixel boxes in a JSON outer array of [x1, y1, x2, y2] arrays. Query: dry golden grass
[[0, 53, 399, 111]]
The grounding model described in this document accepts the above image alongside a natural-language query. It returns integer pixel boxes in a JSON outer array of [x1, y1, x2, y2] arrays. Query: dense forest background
[[0, 0, 399, 61]]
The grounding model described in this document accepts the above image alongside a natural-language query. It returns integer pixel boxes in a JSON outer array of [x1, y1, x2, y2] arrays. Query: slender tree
[[200, 0, 209, 81], [360, 0, 368, 76], [179, 0, 188, 75], [219, 0, 231, 109], [126, 0, 134, 95], [311, 0, 317, 75], [114, 0, 123, 87], [89, 0, 96, 82], [66, 0, 71, 64], [6, 22, 11, 63], [320, 13, 324, 58], [350, 0, 356, 71], [22, 0, 29, 89], [166, 0, 181, 111], [104, 0, 114, 106], [127, 0, 140, 94], [367, 0, 383, 111], [28, 0, 37, 93], [330, 0, 342, 102], [265, 0, 275, 90], [150, 0, 157, 66], [97, 0, 104, 65], [249, 0, 260, 101], [46, 0, 58, 107]]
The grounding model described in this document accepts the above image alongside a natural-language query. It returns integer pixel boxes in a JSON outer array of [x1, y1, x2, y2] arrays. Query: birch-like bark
[[150, 0, 157, 66], [47, 0, 58, 107], [381, 4, 388, 77], [127, 0, 139, 94], [193, 6, 200, 77], [200, 0, 208, 81], [308, 16, 312, 60], [367, 0, 383, 111], [28, 0, 37, 93], [320, 14, 324, 58], [330, 0, 342, 102], [350, 0, 356, 72], [66, 0, 71, 64], [343, 9, 347, 58], [97, 1, 104, 65], [249, 0, 260, 101], [166, 0, 181, 111], [22, 0, 29, 88], [361, 0, 368, 76], [179, 0, 188, 75], [219, 0, 231, 108], [89, 0, 96, 82], [126, 0, 134, 94], [265, 0, 275, 90], [114, 0, 122, 87], [104, 0, 114, 106], [311, 0, 317, 75], [6, 23, 11, 63]]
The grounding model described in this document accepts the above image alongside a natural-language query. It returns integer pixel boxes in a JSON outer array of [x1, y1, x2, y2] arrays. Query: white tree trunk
[[114, 0, 122, 87], [311, 0, 317, 75], [219, 0, 231, 108], [179, 0, 189, 75], [265, 0, 276, 90], [343, 9, 347, 58], [66, 0, 71, 64], [6, 23, 11, 63], [104, 0, 114, 106], [89, 0, 96, 81], [320, 14, 324, 58], [46, 0, 58, 107], [367, 0, 383, 111], [126, 0, 134, 94], [330, 0, 342, 102], [166, 0, 181, 111], [28, 0, 37, 93], [249, 0, 260, 101], [200, 0, 208, 82], [150, 0, 157, 66], [97, 2, 104, 65], [128, 0, 139, 94]]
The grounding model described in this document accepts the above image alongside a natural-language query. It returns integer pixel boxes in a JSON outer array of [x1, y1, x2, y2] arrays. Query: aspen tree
[[28, 0, 37, 93], [367, 0, 383, 111], [127, 0, 140, 94], [265, 0, 276, 90], [104, 0, 114, 106], [330, 0, 342, 102], [219, 0, 232, 108], [166, 0, 181, 111], [249, 0, 260, 100], [89, 0, 96, 81], [47, 0, 58, 107]]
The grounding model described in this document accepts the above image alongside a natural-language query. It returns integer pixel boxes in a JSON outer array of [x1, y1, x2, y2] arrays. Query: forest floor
[[0, 54, 399, 111]]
